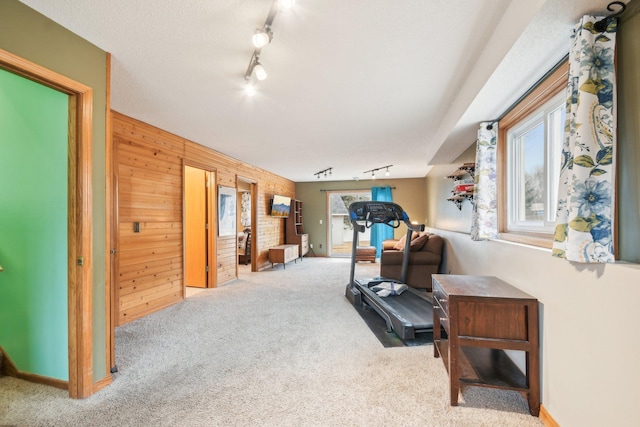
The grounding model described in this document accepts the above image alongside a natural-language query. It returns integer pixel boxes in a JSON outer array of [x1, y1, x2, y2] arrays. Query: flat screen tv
[[270, 194, 292, 218]]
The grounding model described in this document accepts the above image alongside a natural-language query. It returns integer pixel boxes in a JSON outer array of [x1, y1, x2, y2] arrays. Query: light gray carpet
[[0, 258, 543, 426]]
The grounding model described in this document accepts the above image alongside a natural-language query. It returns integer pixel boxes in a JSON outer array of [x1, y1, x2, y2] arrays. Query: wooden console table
[[269, 244, 299, 269], [432, 274, 540, 416]]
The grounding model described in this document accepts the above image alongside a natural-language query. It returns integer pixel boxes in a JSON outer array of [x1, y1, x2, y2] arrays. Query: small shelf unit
[[446, 163, 475, 210], [286, 199, 309, 257]]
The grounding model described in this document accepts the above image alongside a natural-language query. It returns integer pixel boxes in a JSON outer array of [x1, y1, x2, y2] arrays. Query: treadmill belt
[[378, 291, 433, 329], [355, 279, 434, 337]]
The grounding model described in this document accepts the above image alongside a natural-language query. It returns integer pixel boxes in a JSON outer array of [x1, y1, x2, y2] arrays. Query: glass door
[[328, 191, 371, 257]]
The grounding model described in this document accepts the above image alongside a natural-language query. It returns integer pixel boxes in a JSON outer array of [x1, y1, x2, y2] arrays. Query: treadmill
[[345, 201, 434, 340]]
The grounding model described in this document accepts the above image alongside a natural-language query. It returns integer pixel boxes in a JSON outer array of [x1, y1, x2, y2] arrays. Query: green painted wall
[[295, 178, 427, 256], [0, 68, 69, 379], [0, 0, 108, 380]]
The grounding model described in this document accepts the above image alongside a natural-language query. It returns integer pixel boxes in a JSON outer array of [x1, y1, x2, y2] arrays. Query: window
[[506, 91, 565, 233], [498, 60, 568, 247]]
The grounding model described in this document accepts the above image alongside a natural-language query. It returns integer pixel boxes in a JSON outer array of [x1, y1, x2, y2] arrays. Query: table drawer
[[433, 283, 449, 317], [434, 302, 449, 333]]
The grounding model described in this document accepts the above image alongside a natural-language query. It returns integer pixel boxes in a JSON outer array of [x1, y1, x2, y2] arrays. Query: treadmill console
[[349, 201, 408, 229]]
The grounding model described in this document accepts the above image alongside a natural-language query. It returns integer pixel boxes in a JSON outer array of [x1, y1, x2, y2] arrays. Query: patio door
[[327, 191, 371, 257]]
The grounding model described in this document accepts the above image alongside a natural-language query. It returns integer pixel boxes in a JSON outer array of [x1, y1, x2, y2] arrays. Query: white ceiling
[[20, 0, 622, 182]]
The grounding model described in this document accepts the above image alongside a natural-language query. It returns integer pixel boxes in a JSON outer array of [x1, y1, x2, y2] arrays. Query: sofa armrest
[[382, 239, 398, 251], [422, 234, 444, 256]]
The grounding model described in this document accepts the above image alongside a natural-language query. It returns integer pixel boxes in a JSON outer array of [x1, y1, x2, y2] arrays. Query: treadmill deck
[[354, 278, 434, 340]]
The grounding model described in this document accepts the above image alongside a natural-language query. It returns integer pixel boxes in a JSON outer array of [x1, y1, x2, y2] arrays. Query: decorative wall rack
[[446, 163, 475, 210]]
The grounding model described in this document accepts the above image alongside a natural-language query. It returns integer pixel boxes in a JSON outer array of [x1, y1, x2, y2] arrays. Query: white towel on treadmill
[[371, 281, 408, 297]]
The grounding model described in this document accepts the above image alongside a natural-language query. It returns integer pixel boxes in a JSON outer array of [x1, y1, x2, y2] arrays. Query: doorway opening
[[184, 165, 216, 289], [237, 177, 257, 273], [0, 49, 94, 398], [327, 191, 371, 257]]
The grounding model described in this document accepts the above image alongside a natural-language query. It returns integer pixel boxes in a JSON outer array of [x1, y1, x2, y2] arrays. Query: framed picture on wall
[[218, 185, 236, 237]]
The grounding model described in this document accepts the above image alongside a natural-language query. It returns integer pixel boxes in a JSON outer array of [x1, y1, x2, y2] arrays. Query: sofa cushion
[[392, 235, 406, 250], [409, 234, 429, 251], [381, 250, 441, 266], [392, 233, 419, 251]]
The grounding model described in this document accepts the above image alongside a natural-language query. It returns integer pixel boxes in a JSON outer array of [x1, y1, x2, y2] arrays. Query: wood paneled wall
[[112, 112, 295, 325]]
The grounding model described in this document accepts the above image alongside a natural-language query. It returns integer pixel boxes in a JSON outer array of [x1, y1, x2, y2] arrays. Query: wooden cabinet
[[432, 274, 540, 416], [269, 244, 299, 269], [286, 199, 309, 257]]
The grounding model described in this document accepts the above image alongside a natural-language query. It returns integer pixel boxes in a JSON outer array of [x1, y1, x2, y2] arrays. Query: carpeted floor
[[0, 258, 543, 426]]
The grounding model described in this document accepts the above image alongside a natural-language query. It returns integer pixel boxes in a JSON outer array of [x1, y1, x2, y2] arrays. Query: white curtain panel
[[470, 122, 498, 241], [552, 15, 617, 263]]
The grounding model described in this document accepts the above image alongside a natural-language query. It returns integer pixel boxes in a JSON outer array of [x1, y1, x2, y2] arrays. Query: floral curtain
[[370, 186, 393, 257], [470, 122, 498, 241], [552, 15, 617, 263]]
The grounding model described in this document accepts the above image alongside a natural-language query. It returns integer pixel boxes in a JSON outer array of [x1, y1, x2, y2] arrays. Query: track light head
[[253, 62, 267, 81], [252, 28, 272, 48], [245, 82, 256, 96]]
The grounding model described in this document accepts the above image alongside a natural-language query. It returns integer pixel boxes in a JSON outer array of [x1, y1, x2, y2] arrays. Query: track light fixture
[[363, 165, 393, 179], [243, 0, 296, 94], [314, 167, 333, 179]]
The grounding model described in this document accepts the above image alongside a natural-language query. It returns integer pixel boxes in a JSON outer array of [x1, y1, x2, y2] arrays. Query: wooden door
[[185, 166, 207, 287]]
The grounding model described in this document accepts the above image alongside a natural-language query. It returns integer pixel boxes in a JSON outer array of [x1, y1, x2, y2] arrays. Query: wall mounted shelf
[[446, 163, 475, 210]]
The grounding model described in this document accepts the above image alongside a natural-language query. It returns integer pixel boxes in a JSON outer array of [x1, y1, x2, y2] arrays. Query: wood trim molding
[[497, 60, 569, 247], [0, 345, 68, 390], [540, 404, 560, 427], [499, 61, 569, 129], [0, 48, 94, 398], [105, 52, 117, 379], [92, 374, 113, 393]]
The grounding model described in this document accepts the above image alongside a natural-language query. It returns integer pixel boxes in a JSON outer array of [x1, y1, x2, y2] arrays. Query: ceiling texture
[[20, 0, 623, 182]]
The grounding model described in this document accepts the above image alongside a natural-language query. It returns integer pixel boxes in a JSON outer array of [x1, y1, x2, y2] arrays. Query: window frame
[[506, 90, 565, 233], [497, 60, 569, 248]]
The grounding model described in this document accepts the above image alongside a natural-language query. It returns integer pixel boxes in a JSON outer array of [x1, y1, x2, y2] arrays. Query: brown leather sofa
[[379, 232, 444, 291]]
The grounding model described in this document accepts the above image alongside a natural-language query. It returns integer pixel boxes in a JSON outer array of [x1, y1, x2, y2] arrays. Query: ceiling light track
[[363, 165, 393, 179], [244, 0, 296, 95], [314, 167, 333, 179]]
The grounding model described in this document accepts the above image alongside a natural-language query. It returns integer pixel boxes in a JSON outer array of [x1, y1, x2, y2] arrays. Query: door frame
[[0, 49, 94, 398]]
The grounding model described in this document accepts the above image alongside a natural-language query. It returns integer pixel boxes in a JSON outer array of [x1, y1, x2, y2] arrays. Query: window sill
[[497, 232, 553, 249]]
